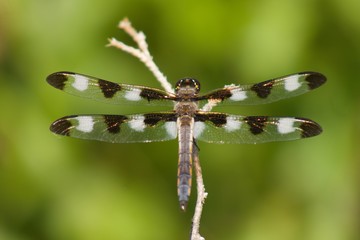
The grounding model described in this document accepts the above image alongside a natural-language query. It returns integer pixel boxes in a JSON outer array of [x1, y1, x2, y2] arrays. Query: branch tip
[[118, 17, 130, 29]]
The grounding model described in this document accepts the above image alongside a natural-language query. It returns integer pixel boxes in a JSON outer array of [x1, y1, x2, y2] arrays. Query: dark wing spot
[[298, 118, 322, 138], [104, 115, 128, 134], [251, 80, 274, 98], [140, 89, 170, 102], [305, 72, 327, 90], [244, 116, 268, 135], [144, 113, 177, 126], [144, 113, 162, 126], [199, 89, 232, 102], [50, 116, 74, 136], [195, 113, 227, 127], [208, 114, 227, 127], [98, 79, 122, 98], [46, 72, 71, 90]]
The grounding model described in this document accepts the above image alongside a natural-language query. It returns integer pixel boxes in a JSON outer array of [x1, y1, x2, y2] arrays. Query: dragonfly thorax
[[174, 101, 198, 116], [175, 78, 200, 96]]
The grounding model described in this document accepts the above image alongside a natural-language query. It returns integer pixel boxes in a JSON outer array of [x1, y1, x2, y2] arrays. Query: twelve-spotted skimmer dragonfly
[[47, 71, 326, 210]]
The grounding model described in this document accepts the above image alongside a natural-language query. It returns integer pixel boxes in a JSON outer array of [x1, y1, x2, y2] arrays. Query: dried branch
[[107, 18, 173, 93], [200, 99, 221, 112], [190, 143, 207, 240], [108, 18, 207, 240]]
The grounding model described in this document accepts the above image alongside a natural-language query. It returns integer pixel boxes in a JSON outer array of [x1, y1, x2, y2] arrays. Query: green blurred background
[[0, 0, 358, 239]]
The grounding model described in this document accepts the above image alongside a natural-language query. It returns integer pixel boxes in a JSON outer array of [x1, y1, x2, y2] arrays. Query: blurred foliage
[[0, 0, 359, 239]]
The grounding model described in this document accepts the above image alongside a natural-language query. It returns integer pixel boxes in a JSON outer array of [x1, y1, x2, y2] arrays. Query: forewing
[[198, 72, 326, 106], [194, 112, 322, 144], [50, 112, 178, 143], [46, 72, 176, 106]]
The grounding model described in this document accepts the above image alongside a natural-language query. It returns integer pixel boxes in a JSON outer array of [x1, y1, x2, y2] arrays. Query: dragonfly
[[47, 71, 326, 210]]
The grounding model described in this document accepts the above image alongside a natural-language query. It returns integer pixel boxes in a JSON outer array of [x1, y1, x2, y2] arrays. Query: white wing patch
[[165, 122, 177, 139], [72, 74, 89, 91], [75, 116, 94, 132], [193, 122, 206, 138], [277, 118, 296, 134], [128, 116, 146, 132], [229, 88, 247, 101], [225, 117, 242, 132], [284, 75, 301, 92], [125, 88, 142, 101]]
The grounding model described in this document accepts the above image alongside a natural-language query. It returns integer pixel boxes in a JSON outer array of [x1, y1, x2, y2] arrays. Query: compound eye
[[191, 79, 200, 93]]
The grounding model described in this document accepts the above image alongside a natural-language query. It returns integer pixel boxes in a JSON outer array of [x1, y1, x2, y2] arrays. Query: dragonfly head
[[175, 78, 200, 95]]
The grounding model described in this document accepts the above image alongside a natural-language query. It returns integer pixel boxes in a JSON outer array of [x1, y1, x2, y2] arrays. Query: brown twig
[[107, 18, 173, 93], [190, 142, 207, 240]]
